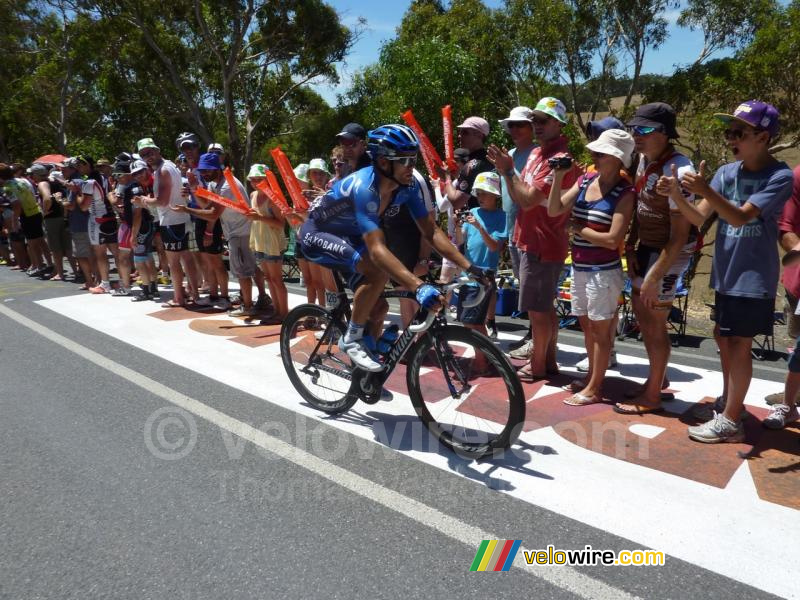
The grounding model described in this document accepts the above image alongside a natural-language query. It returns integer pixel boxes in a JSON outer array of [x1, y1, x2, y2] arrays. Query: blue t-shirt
[[710, 160, 793, 298], [307, 166, 429, 239], [66, 184, 90, 233], [461, 206, 508, 271], [501, 145, 535, 243]]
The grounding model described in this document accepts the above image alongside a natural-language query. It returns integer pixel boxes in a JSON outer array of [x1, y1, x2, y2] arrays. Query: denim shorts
[[254, 251, 283, 262]]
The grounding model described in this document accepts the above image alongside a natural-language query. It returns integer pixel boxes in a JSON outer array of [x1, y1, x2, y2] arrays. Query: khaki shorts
[[570, 268, 624, 321], [227, 235, 257, 279], [519, 251, 564, 313]]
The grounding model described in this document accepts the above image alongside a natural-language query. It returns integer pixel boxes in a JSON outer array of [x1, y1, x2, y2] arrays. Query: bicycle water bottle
[[376, 324, 400, 355]]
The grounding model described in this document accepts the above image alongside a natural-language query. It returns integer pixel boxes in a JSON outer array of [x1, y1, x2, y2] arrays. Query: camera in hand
[[547, 156, 573, 170], [455, 208, 470, 225]]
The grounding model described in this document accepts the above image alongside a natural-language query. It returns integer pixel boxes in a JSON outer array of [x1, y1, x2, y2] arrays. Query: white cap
[[585, 129, 635, 168], [130, 160, 149, 174], [499, 106, 534, 134], [207, 143, 224, 153]]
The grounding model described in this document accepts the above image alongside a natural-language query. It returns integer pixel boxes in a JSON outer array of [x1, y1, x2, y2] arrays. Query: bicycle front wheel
[[406, 326, 525, 459], [280, 303, 357, 414]]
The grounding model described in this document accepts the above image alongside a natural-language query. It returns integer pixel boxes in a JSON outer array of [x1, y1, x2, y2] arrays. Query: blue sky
[[311, 0, 719, 105]]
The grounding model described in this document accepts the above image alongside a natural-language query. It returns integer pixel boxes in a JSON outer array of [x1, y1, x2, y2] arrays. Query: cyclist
[[298, 124, 489, 372]]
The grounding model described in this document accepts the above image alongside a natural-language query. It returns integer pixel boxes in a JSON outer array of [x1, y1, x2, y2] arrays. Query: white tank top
[[154, 160, 189, 226]]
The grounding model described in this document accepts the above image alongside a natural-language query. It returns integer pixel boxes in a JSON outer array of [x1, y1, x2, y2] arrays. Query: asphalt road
[[0, 267, 785, 599]]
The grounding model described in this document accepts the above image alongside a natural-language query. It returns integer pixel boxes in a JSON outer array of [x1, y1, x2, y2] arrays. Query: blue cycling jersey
[[307, 166, 429, 239]]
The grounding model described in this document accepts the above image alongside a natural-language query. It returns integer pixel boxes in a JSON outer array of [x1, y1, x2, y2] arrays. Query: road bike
[[280, 274, 525, 458]]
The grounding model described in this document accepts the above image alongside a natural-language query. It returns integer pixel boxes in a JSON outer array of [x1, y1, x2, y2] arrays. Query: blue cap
[[197, 152, 223, 170], [586, 116, 625, 141]]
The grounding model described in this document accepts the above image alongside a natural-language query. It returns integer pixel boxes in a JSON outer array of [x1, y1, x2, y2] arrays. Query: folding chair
[[752, 310, 785, 360], [282, 227, 301, 283], [616, 276, 639, 340], [556, 256, 578, 329]]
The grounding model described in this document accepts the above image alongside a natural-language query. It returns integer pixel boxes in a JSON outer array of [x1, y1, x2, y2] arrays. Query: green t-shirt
[[4, 178, 41, 217]]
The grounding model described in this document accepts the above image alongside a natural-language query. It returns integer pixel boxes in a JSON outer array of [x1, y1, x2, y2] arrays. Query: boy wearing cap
[[665, 100, 794, 441], [454, 172, 507, 346], [614, 102, 696, 414], [127, 160, 159, 301], [489, 97, 580, 381]]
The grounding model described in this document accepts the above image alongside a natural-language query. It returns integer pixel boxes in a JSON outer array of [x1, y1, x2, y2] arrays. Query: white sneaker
[[688, 412, 745, 443], [507, 339, 533, 360], [762, 404, 799, 430], [339, 337, 383, 372], [214, 297, 231, 310], [576, 350, 617, 372]]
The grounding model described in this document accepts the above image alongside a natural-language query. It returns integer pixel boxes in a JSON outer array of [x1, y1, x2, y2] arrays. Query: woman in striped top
[[547, 129, 636, 405]]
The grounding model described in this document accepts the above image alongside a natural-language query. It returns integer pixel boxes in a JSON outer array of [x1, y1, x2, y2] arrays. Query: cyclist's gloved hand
[[415, 283, 443, 309], [467, 264, 493, 287]]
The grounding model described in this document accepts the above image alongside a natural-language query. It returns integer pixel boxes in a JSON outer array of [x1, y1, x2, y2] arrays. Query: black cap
[[113, 160, 131, 174], [627, 102, 679, 139], [336, 122, 366, 140]]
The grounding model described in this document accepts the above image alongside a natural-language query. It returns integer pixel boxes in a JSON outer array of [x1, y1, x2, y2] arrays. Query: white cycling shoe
[[339, 337, 384, 372]]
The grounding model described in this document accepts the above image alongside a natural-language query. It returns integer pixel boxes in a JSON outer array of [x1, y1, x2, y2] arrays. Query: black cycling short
[[160, 223, 189, 252], [383, 203, 421, 279], [20, 213, 44, 241], [196, 219, 223, 254], [713, 292, 774, 338]]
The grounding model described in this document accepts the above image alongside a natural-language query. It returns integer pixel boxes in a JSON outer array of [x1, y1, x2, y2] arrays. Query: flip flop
[[517, 366, 547, 383], [613, 403, 665, 415], [161, 300, 185, 308], [562, 379, 587, 393], [623, 388, 675, 401], [563, 392, 602, 406]]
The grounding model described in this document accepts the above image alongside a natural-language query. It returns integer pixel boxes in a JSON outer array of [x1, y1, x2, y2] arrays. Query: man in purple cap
[[336, 123, 370, 175], [663, 100, 794, 440]]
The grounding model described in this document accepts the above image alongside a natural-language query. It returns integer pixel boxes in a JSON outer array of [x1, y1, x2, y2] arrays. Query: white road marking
[[0, 303, 638, 600]]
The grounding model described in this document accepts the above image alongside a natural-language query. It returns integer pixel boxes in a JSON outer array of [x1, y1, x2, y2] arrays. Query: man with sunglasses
[[488, 97, 579, 380], [299, 124, 485, 372], [613, 102, 696, 415], [662, 100, 794, 440], [336, 123, 371, 176], [135, 137, 200, 307], [498, 106, 536, 349]]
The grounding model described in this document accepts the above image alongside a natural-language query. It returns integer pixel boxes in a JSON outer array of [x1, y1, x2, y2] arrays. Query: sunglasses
[[629, 125, 660, 136], [531, 117, 553, 125], [139, 149, 156, 158], [385, 155, 417, 167], [723, 128, 753, 140], [507, 121, 531, 129], [339, 138, 360, 147]]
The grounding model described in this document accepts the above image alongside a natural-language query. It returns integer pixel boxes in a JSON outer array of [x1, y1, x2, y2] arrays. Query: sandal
[[613, 402, 664, 415], [161, 300, 185, 308], [563, 392, 602, 406], [517, 366, 547, 383], [561, 379, 587, 393]]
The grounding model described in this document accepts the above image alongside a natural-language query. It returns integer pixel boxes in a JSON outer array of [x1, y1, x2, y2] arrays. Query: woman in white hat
[[246, 164, 288, 322], [547, 129, 636, 406]]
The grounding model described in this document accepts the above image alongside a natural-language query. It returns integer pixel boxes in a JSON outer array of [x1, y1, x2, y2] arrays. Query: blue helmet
[[367, 124, 419, 159]]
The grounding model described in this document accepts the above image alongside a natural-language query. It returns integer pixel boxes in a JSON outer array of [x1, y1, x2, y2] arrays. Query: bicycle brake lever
[[409, 310, 436, 333]]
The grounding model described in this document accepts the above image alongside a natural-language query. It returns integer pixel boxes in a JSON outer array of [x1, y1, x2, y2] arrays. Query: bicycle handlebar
[[408, 275, 491, 334]]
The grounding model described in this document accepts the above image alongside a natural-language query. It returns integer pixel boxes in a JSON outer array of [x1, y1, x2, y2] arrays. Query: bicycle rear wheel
[[280, 304, 357, 414], [406, 326, 525, 459]]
